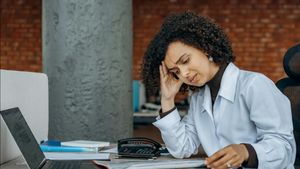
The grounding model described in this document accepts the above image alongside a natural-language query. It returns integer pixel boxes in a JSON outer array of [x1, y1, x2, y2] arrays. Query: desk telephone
[[118, 137, 162, 158]]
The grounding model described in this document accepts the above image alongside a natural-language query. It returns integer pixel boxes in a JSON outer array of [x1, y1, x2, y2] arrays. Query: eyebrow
[[168, 53, 188, 71]]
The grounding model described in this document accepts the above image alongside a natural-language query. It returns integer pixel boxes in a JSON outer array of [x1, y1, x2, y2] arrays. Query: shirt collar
[[218, 62, 240, 102], [201, 85, 213, 118]]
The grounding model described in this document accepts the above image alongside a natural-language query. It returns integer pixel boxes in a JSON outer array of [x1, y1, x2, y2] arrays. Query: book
[[40, 145, 99, 152], [61, 140, 110, 148], [93, 159, 205, 169]]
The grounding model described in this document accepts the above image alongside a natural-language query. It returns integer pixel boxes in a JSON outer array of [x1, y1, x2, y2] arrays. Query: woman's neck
[[207, 63, 228, 104]]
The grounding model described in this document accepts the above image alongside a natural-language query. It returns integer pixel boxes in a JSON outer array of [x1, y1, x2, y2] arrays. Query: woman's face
[[164, 41, 219, 87]]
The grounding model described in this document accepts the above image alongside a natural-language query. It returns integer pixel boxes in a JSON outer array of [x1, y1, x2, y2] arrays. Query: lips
[[189, 74, 197, 83]]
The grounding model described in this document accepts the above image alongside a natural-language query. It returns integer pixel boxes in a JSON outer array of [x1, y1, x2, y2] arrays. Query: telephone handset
[[117, 137, 162, 158]]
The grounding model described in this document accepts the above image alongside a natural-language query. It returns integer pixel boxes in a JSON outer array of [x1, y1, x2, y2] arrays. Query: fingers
[[222, 154, 243, 168], [206, 149, 226, 165], [160, 61, 183, 91], [230, 156, 243, 168], [205, 149, 229, 168], [161, 61, 181, 81], [159, 62, 166, 79], [211, 154, 232, 168], [161, 61, 168, 77], [159, 61, 169, 80], [175, 78, 184, 87], [205, 145, 245, 169], [159, 65, 164, 79]]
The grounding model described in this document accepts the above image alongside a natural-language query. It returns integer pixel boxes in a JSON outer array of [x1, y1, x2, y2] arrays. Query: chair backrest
[[0, 69, 49, 164], [276, 44, 300, 164]]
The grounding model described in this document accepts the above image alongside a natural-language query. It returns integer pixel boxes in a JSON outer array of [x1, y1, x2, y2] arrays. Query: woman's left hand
[[204, 144, 249, 169]]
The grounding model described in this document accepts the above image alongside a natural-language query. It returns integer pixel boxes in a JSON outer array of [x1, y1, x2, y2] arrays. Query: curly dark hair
[[141, 11, 235, 97]]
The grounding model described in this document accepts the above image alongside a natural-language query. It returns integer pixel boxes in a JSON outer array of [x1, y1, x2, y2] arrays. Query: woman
[[141, 12, 296, 169]]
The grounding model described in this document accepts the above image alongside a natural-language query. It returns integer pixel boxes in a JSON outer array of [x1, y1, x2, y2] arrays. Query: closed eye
[[167, 54, 190, 75], [182, 57, 190, 64]]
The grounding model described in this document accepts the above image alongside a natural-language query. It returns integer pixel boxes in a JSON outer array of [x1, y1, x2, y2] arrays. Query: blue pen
[[40, 145, 98, 152], [40, 140, 61, 146]]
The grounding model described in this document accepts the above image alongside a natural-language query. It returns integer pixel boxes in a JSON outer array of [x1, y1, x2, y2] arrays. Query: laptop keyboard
[[43, 160, 81, 169]]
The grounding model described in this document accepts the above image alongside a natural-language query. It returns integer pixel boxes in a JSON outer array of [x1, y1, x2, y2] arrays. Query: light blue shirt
[[153, 63, 296, 169]]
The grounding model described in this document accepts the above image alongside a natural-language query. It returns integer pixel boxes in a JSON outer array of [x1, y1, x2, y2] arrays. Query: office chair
[[276, 44, 300, 165]]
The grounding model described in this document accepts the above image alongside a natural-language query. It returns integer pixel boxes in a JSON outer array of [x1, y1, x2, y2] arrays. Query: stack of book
[[40, 140, 110, 152]]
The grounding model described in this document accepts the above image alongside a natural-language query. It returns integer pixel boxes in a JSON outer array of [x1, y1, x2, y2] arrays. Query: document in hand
[[93, 159, 205, 169]]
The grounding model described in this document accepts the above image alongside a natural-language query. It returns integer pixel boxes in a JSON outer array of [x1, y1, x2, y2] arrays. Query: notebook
[[0, 107, 98, 169]]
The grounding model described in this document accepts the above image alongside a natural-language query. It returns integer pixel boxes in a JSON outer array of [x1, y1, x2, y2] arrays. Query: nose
[[179, 65, 190, 78]]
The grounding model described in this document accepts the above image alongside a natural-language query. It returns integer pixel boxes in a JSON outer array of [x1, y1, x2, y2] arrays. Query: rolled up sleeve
[[245, 74, 296, 168], [153, 96, 201, 158]]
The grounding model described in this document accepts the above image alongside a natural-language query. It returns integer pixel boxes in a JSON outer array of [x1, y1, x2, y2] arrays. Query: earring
[[208, 56, 213, 62]]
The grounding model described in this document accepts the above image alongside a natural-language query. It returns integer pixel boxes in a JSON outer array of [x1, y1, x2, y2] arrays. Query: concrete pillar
[[42, 0, 133, 142]]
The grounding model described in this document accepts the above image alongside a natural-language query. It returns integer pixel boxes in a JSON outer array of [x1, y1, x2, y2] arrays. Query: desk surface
[[1, 154, 206, 169], [0, 156, 27, 169]]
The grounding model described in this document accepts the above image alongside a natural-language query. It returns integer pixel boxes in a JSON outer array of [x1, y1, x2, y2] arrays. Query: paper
[[93, 159, 205, 169], [61, 140, 110, 148], [99, 147, 118, 154], [44, 152, 110, 160]]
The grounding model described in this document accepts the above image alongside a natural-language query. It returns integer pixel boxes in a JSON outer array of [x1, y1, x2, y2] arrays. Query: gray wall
[[42, 0, 133, 142]]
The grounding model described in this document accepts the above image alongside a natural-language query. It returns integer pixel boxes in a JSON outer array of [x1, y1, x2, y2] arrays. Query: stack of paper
[[93, 159, 205, 169], [61, 140, 110, 148], [40, 140, 110, 152], [44, 152, 110, 160], [41, 140, 111, 160]]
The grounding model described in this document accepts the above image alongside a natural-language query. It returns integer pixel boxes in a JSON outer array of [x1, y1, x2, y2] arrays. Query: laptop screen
[[0, 107, 45, 169]]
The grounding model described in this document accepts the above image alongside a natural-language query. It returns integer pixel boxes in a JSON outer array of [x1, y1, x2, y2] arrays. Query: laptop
[[0, 107, 98, 169], [1, 69, 48, 164]]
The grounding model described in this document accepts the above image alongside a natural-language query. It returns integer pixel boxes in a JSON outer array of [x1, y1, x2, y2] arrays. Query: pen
[[40, 145, 99, 152], [40, 140, 61, 146]]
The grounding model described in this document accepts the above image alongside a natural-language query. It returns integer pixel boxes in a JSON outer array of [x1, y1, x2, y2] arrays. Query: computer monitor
[[0, 69, 49, 164]]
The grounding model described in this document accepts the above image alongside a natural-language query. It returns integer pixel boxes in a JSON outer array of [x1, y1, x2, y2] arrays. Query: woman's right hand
[[159, 61, 183, 112]]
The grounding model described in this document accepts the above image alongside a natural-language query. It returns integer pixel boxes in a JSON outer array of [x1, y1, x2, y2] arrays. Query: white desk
[[0, 156, 28, 169], [1, 154, 207, 169]]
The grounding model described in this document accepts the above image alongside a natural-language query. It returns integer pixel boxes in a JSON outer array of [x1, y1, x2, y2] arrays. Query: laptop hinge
[[38, 158, 47, 169]]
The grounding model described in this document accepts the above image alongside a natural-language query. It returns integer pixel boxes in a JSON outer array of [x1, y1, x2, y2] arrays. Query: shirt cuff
[[159, 106, 176, 118], [153, 108, 181, 130], [242, 143, 258, 168]]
